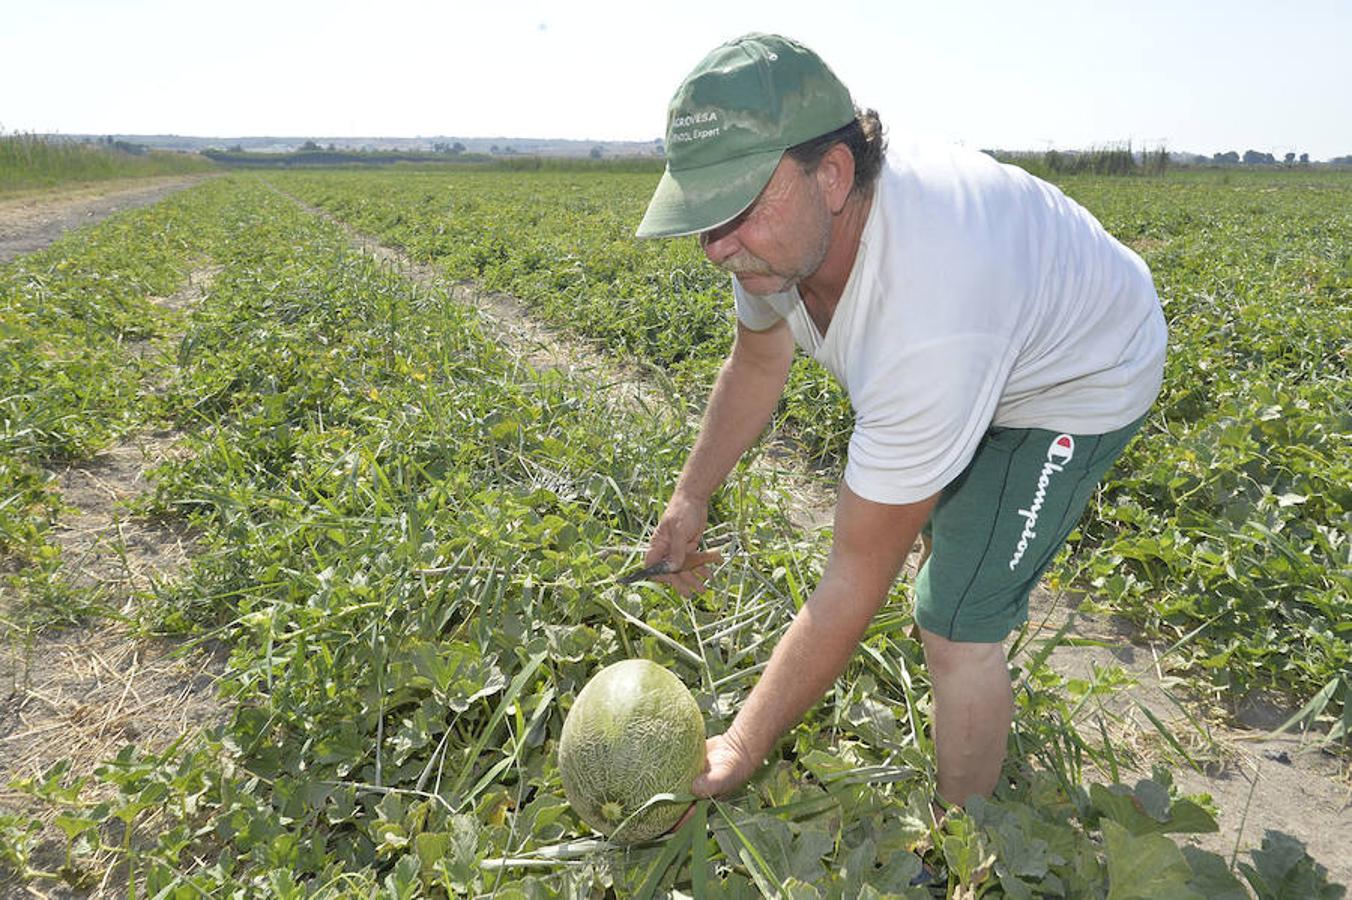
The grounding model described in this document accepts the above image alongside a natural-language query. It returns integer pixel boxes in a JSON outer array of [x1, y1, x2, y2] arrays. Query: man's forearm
[[724, 568, 883, 761], [674, 349, 789, 504], [721, 485, 935, 766]]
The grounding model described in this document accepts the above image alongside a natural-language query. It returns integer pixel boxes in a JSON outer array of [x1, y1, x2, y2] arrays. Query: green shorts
[[914, 414, 1147, 643]]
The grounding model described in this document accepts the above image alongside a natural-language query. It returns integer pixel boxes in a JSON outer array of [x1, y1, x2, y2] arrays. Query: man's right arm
[[645, 318, 794, 592]]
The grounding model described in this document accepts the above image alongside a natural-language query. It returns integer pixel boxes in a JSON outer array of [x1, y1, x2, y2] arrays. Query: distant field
[[0, 133, 215, 195]]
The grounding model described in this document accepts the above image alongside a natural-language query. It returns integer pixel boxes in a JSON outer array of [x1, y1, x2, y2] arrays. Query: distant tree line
[[1211, 150, 1311, 165], [83, 135, 150, 155]]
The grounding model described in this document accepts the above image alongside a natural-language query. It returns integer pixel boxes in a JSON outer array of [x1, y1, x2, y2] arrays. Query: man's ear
[[816, 143, 857, 214]]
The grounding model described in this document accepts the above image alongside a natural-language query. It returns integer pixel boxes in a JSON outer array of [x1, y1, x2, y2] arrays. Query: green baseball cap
[[636, 33, 856, 239]]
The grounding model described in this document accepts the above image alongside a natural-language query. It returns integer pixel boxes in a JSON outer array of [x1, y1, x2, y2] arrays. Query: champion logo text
[[1007, 435, 1075, 571]]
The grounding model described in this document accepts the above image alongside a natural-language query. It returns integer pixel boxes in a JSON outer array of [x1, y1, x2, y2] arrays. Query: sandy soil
[[0, 175, 213, 264], [1025, 588, 1350, 885]]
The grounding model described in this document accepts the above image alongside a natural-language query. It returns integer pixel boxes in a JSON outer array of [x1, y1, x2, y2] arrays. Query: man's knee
[[918, 626, 1006, 679]]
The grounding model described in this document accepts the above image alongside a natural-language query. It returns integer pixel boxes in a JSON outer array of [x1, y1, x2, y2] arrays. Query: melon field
[[0, 165, 1348, 897]]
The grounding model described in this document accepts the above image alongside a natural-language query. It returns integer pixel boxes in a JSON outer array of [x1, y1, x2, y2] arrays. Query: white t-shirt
[[735, 143, 1167, 505]]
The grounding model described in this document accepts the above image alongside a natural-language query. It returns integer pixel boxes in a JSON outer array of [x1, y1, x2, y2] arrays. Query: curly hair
[[784, 108, 887, 195]]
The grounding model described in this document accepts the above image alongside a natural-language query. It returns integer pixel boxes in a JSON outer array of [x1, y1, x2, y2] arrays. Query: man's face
[[698, 157, 832, 297]]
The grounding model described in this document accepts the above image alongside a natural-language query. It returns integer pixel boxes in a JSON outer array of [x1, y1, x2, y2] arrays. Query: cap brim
[[635, 148, 784, 239]]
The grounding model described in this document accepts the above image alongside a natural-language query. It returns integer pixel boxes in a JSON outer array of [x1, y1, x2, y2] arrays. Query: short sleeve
[[732, 279, 786, 331], [843, 334, 1011, 504]]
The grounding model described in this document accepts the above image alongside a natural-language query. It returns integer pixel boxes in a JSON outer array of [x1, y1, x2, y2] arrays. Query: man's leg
[[919, 627, 1013, 805], [912, 417, 1149, 804]]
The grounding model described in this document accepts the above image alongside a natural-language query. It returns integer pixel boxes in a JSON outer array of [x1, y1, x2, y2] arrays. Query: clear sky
[[4, 0, 1350, 159]]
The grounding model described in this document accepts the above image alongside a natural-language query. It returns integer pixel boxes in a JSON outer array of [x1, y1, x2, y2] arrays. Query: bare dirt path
[[0, 175, 214, 264], [273, 184, 1352, 887], [1025, 591, 1351, 883]]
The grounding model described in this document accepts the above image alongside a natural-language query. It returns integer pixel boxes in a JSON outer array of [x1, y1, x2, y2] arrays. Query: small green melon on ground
[[559, 658, 706, 843]]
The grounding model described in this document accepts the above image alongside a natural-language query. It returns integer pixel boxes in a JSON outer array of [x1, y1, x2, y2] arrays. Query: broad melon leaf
[[856, 885, 929, 900], [1181, 846, 1249, 900], [872, 851, 926, 894], [786, 820, 835, 884], [998, 871, 1037, 900], [841, 837, 877, 897], [1130, 777, 1171, 821], [409, 641, 507, 712], [1102, 821, 1204, 900], [713, 813, 829, 884], [941, 813, 994, 886], [1091, 781, 1217, 836], [966, 796, 1052, 879], [382, 854, 421, 900], [1237, 830, 1347, 900]]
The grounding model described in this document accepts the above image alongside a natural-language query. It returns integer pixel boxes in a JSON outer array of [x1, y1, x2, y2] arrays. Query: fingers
[[653, 549, 724, 597], [646, 496, 709, 570], [658, 561, 714, 597], [683, 549, 723, 569], [691, 759, 740, 797], [690, 734, 757, 798], [690, 738, 717, 798], [690, 768, 718, 798]]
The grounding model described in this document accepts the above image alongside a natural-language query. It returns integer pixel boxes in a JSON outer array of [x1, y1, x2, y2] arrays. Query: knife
[[617, 550, 723, 584]]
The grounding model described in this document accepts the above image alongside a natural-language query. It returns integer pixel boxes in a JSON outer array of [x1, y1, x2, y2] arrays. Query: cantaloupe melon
[[558, 658, 705, 843]]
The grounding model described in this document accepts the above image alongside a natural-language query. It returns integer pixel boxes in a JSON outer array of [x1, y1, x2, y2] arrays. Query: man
[[635, 33, 1166, 809]]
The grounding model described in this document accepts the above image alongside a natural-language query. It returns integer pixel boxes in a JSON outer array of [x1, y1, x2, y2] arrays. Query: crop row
[[0, 178, 240, 613], [271, 167, 1352, 718], [5, 176, 1340, 895]]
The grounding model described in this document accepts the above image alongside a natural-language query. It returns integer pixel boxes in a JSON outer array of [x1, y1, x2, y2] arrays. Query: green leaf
[[785, 820, 834, 884], [409, 640, 507, 712], [1091, 781, 1217, 836], [52, 813, 101, 842], [966, 796, 1051, 880], [1181, 846, 1249, 900], [1238, 830, 1347, 900], [1102, 820, 1204, 900], [633, 825, 692, 900], [382, 853, 421, 900], [691, 800, 710, 900], [873, 851, 926, 894], [941, 812, 995, 887], [713, 803, 784, 897]]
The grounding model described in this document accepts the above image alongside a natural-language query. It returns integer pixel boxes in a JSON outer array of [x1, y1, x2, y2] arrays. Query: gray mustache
[[716, 253, 772, 276]]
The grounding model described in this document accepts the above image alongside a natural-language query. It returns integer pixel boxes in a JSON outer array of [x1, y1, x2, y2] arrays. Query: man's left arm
[[693, 483, 938, 796]]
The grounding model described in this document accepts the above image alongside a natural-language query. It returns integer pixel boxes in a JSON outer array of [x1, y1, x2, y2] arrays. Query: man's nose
[[699, 221, 740, 265]]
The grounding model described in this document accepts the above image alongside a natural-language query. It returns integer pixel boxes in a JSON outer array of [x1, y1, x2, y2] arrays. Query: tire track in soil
[[0, 268, 230, 895], [273, 184, 1351, 887]]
